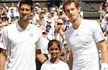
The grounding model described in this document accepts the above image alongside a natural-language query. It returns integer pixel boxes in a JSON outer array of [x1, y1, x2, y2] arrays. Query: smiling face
[[64, 2, 80, 22], [19, 4, 32, 22], [48, 43, 60, 59]]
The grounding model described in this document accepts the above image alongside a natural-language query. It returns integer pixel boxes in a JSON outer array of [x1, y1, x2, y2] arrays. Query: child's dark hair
[[19, 0, 33, 10], [48, 39, 61, 50]]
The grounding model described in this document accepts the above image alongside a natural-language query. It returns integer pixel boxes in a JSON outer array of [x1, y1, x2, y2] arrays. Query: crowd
[[100, 0, 108, 46], [0, 0, 108, 70]]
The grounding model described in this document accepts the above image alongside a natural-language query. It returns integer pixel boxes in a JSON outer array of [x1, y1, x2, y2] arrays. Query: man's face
[[64, 2, 80, 22], [19, 4, 32, 21]]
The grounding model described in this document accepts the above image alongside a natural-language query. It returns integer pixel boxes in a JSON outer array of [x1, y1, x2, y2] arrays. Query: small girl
[[40, 39, 69, 70]]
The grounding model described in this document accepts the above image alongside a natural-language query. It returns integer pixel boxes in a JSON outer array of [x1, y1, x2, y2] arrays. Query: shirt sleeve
[[0, 28, 9, 50], [92, 21, 105, 42]]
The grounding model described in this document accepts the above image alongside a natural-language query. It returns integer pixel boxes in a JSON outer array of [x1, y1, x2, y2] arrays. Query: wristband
[[101, 63, 108, 70]]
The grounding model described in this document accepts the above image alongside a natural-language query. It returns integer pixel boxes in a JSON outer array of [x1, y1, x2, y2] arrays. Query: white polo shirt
[[0, 22, 44, 70], [65, 19, 104, 70]]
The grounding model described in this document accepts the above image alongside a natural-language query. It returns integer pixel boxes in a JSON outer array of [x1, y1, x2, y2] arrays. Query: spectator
[[1, 3, 8, 17], [101, 12, 108, 33], [1, 16, 9, 26], [100, 0, 108, 20]]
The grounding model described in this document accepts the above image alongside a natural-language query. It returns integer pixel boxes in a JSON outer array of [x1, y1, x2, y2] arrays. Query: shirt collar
[[16, 22, 31, 32]]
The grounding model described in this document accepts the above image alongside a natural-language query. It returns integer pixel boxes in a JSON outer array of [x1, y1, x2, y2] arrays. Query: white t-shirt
[[65, 19, 105, 70], [0, 22, 44, 70], [40, 60, 69, 70]]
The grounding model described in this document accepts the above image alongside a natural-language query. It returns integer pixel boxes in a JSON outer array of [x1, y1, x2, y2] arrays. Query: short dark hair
[[19, 0, 33, 10], [63, 0, 79, 12]]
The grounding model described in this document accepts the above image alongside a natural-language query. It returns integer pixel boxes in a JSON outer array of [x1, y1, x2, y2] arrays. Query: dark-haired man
[[0, 0, 46, 70]]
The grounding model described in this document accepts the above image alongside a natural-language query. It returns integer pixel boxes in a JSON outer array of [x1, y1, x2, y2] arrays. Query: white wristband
[[101, 63, 108, 70]]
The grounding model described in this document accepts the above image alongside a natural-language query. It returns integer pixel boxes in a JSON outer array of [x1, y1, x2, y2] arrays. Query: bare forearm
[[68, 56, 72, 70], [36, 53, 47, 63], [98, 40, 108, 63], [67, 50, 73, 70], [36, 49, 47, 63], [0, 51, 6, 70], [101, 47, 108, 63]]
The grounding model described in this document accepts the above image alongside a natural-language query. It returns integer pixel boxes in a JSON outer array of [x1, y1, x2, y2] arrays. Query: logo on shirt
[[0, 40, 3, 43], [29, 33, 33, 37]]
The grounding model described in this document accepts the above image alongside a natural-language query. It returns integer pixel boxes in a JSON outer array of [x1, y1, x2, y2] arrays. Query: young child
[[40, 39, 69, 70]]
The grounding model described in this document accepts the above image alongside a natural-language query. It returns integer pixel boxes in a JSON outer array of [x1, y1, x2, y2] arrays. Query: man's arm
[[67, 50, 73, 70], [0, 48, 6, 70], [98, 40, 108, 63], [36, 49, 47, 64]]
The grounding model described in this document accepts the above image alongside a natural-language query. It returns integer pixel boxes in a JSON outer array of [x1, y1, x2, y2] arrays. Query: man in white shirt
[[0, 0, 47, 70], [63, 0, 108, 70]]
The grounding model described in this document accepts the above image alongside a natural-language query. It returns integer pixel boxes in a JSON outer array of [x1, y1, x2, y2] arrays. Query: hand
[[101, 63, 108, 70]]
